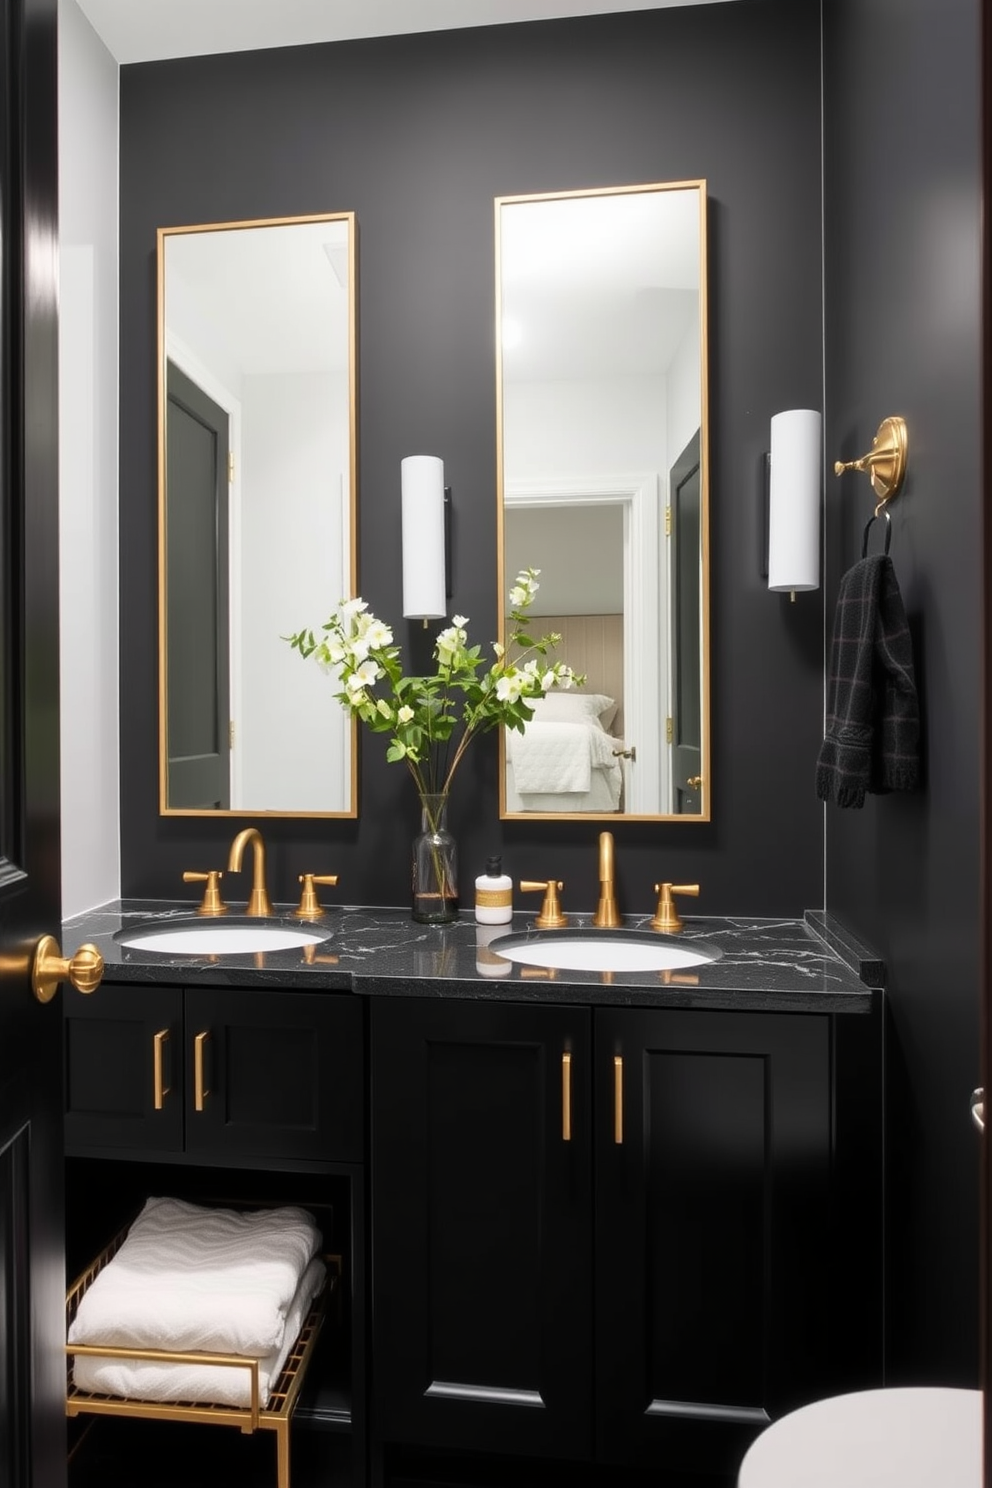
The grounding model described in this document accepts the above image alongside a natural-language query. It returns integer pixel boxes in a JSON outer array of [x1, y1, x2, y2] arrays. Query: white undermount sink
[[488, 929, 721, 974], [115, 917, 331, 956]]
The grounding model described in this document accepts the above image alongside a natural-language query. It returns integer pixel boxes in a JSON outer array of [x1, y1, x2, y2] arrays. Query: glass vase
[[412, 792, 459, 924]]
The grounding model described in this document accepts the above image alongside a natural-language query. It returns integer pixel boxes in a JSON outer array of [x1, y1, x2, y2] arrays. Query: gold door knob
[[686, 776, 703, 790], [31, 935, 104, 1005]]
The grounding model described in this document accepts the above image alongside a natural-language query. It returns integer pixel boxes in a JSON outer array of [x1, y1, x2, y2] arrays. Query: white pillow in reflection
[[528, 692, 618, 732]]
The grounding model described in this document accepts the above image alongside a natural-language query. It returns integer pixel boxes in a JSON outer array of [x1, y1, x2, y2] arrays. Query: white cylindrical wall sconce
[[401, 455, 446, 619], [767, 408, 822, 594]]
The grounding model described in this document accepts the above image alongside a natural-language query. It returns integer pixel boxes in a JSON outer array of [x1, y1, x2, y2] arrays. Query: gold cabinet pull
[[193, 1030, 211, 1111], [562, 1052, 572, 1142], [614, 1055, 623, 1144], [153, 1028, 171, 1111]]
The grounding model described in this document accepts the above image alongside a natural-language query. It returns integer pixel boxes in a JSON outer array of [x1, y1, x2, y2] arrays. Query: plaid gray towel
[[816, 555, 920, 808]]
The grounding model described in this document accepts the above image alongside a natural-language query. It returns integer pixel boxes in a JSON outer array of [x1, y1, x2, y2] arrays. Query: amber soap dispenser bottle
[[474, 855, 513, 924]]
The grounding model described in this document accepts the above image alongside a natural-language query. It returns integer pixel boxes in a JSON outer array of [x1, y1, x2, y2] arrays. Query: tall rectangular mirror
[[157, 212, 357, 816], [496, 181, 710, 821]]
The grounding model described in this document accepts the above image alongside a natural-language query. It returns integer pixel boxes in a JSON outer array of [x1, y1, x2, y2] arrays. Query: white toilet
[[736, 1385, 982, 1487]]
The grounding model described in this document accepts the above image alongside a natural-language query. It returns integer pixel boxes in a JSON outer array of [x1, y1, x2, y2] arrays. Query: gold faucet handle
[[294, 873, 339, 919], [519, 879, 567, 929], [183, 870, 227, 916], [649, 881, 700, 934]]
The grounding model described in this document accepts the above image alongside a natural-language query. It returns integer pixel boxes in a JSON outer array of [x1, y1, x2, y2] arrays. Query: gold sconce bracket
[[833, 415, 908, 507]]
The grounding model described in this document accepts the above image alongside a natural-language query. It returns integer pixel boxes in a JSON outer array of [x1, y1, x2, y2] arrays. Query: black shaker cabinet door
[[64, 985, 184, 1156], [594, 1006, 832, 1474], [370, 996, 594, 1460], [185, 987, 364, 1164]]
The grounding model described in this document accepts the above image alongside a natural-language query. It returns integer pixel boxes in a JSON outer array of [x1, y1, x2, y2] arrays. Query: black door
[[0, 3, 72, 1484], [670, 431, 703, 813], [164, 360, 231, 809], [371, 997, 593, 1460]]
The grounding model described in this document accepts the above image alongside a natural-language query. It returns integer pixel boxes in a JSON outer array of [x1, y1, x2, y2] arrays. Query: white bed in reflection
[[505, 692, 623, 814]]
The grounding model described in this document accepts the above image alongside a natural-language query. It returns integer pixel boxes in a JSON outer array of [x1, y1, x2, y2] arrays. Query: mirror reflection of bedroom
[[504, 502, 628, 814], [496, 180, 709, 820]]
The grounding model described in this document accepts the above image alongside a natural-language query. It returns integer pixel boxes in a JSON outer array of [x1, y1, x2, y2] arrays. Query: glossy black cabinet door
[[185, 988, 364, 1163], [594, 1007, 832, 1474], [370, 997, 594, 1460], [64, 985, 183, 1155]]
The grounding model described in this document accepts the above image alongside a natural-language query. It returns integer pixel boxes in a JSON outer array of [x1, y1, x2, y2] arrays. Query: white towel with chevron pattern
[[68, 1196, 322, 1359], [69, 1255, 326, 1408]]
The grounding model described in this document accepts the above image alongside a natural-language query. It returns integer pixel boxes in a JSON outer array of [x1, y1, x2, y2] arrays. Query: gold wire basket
[[66, 1221, 339, 1488]]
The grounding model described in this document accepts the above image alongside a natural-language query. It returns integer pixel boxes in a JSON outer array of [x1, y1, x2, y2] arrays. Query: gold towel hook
[[834, 415, 908, 506]]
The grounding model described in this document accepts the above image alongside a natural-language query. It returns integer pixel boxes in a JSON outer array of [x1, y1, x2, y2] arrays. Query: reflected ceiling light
[[767, 409, 822, 599], [401, 455, 449, 621]]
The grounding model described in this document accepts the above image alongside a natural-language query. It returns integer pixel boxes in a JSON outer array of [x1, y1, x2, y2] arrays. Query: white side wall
[[58, 0, 120, 916]]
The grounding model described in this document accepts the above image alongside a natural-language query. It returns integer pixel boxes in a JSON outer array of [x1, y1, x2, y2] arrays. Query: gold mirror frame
[[157, 212, 358, 818], [496, 181, 711, 822]]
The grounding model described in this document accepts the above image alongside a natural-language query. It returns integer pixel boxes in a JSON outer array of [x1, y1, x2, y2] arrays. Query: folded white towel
[[70, 1255, 326, 1409], [68, 1197, 322, 1359]]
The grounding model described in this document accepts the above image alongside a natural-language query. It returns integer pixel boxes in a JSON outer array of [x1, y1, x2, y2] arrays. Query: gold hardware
[[228, 450, 235, 484], [665, 504, 672, 536], [593, 831, 620, 928], [193, 1030, 210, 1111], [833, 414, 908, 506], [294, 873, 339, 919], [614, 1055, 623, 1144], [519, 880, 567, 928], [612, 746, 637, 761], [519, 965, 558, 979], [666, 717, 674, 744], [562, 1052, 572, 1142], [649, 881, 700, 934], [153, 1029, 170, 1110], [227, 827, 273, 916], [686, 775, 703, 790], [31, 936, 104, 1006], [182, 869, 227, 915]]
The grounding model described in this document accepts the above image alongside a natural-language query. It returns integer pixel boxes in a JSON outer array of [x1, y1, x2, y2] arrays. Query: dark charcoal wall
[[119, 0, 825, 915], [823, 0, 982, 1383]]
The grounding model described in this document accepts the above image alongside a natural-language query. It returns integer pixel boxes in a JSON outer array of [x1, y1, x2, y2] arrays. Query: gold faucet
[[592, 831, 620, 928], [227, 828, 274, 916]]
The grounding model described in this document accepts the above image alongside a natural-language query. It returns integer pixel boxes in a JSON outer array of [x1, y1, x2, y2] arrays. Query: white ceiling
[[71, 0, 736, 66]]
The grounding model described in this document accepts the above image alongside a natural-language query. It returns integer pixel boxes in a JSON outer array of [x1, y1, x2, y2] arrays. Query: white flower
[[509, 568, 540, 610], [452, 614, 469, 628], [364, 619, 393, 650], [376, 698, 393, 720], [492, 641, 505, 659], [338, 597, 368, 630], [397, 704, 415, 724], [436, 622, 467, 664], [348, 660, 380, 694], [495, 671, 526, 703], [541, 669, 557, 690]]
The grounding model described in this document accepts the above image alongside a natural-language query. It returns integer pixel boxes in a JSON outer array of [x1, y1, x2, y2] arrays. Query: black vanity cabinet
[[371, 995, 871, 1478], [370, 997, 594, 1461], [64, 983, 364, 1165]]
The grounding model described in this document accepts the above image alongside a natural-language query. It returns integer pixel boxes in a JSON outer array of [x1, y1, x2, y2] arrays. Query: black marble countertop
[[62, 900, 882, 1014]]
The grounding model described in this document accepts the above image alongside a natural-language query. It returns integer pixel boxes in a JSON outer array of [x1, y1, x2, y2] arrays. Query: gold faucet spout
[[592, 830, 620, 928], [227, 827, 274, 917]]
